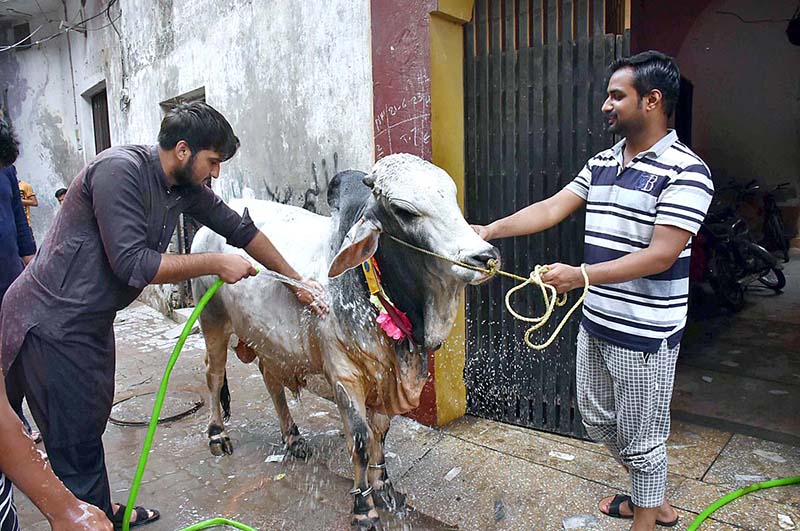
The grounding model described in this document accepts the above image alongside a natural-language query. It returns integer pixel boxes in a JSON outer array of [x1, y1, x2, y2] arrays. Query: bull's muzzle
[[459, 246, 501, 285]]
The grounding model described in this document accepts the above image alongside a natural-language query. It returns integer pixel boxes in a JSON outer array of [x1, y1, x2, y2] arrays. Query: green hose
[[120, 274, 798, 531], [178, 518, 258, 531], [122, 277, 258, 531], [686, 476, 800, 530]]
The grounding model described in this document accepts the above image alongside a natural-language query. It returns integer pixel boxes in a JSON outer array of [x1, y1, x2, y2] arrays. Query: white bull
[[191, 154, 499, 529]]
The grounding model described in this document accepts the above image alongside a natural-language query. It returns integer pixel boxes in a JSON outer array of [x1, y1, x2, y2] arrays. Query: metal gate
[[463, 0, 629, 437]]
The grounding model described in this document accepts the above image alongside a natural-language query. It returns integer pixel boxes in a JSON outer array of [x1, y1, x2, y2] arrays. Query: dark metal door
[[463, 0, 629, 437], [174, 213, 203, 308], [91, 89, 111, 154]]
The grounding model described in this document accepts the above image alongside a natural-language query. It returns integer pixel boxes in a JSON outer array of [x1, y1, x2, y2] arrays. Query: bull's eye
[[390, 201, 422, 221]]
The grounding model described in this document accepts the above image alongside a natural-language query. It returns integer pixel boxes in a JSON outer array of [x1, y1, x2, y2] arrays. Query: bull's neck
[[329, 263, 376, 331], [373, 235, 431, 348], [329, 227, 458, 359]]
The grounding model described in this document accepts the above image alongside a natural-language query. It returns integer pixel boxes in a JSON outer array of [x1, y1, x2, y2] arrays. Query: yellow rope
[[385, 235, 590, 350], [503, 264, 590, 350]]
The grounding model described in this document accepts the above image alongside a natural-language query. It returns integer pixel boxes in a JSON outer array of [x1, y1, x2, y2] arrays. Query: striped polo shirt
[[565, 130, 714, 352], [0, 473, 19, 531]]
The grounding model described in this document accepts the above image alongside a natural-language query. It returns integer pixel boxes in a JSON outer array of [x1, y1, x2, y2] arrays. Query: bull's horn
[[362, 172, 376, 188]]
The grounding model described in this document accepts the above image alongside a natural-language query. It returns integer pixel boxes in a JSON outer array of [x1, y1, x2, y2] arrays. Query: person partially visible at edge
[[0, 164, 34, 295], [0, 102, 329, 529], [0, 119, 112, 531], [472, 51, 713, 531], [0, 137, 40, 444], [17, 178, 37, 229], [54, 187, 67, 205]]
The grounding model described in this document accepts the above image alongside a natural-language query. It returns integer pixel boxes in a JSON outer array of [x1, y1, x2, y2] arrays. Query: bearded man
[[1, 102, 326, 528]]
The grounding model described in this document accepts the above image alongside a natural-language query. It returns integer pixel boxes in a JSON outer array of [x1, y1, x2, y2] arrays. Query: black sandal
[[600, 494, 680, 527], [601, 493, 634, 520], [111, 504, 160, 529], [657, 514, 680, 528]]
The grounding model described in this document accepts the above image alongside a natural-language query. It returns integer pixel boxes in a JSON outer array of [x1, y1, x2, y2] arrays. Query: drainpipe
[[62, 0, 82, 152]]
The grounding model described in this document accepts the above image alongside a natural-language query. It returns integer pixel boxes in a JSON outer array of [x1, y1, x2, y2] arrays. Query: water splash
[[258, 269, 320, 292]]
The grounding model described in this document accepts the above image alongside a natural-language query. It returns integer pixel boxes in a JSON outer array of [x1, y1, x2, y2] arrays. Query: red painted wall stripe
[[371, 0, 439, 425]]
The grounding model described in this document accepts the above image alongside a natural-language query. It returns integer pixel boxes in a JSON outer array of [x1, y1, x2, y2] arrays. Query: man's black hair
[[608, 50, 680, 117], [0, 118, 19, 167], [157, 101, 240, 161], [55, 188, 68, 199]]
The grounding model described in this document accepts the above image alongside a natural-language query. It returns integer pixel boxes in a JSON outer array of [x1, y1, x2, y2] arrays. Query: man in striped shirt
[[473, 51, 713, 530]]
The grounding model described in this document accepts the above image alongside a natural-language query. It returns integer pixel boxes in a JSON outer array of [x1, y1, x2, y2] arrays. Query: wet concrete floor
[[677, 252, 800, 444], [15, 273, 800, 530]]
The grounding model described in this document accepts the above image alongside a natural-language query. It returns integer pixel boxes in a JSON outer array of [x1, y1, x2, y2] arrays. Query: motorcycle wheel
[[766, 213, 790, 263], [757, 268, 786, 292], [709, 266, 745, 311]]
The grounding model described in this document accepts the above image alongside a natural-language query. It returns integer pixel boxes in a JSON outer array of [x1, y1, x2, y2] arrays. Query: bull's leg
[[257, 358, 310, 459], [332, 381, 380, 530], [200, 319, 234, 456], [367, 410, 405, 512]]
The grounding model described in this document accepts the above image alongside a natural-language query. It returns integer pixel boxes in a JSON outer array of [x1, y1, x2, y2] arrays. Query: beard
[[173, 154, 199, 188], [605, 111, 623, 134], [605, 99, 644, 135]]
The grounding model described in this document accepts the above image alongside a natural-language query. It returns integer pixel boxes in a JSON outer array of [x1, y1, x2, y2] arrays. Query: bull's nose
[[470, 246, 501, 268]]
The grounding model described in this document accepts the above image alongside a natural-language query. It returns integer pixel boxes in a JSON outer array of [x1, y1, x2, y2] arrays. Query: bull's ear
[[328, 217, 382, 278], [362, 172, 376, 188]]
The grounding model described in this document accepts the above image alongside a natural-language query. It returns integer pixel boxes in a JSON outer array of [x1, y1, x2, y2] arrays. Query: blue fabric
[[0, 165, 35, 302]]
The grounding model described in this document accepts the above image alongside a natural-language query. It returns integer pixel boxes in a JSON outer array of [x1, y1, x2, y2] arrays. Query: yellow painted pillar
[[429, 0, 474, 425]]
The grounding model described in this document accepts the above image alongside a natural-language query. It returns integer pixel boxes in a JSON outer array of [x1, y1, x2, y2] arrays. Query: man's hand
[[52, 503, 113, 531], [291, 278, 329, 317], [540, 263, 587, 294], [216, 254, 258, 284], [22, 255, 34, 266], [471, 224, 492, 241]]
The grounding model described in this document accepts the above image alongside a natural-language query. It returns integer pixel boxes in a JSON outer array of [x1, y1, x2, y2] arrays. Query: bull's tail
[[221, 371, 231, 422]]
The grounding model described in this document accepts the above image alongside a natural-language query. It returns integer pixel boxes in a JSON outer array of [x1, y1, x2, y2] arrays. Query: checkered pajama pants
[[576, 325, 680, 508]]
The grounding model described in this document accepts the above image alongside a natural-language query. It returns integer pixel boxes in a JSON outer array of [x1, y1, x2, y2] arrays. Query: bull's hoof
[[351, 513, 381, 530], [286, 436, 312, 460], [372, 480, 405, 512], [209, 433, 234, 456]]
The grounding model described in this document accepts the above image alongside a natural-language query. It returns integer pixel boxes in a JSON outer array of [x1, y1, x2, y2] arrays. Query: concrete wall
[[1, 0, 374, 311], [630, 0, 714, 58], [631, 0, 800, 242], [0, 12, 86, 242], [674, 0, 799, 191]]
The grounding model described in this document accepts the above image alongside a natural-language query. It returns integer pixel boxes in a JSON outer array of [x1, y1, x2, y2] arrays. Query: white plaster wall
[[0, 13, 88, 243], [676, 0, 799, 189], [76, 0, 375, 207], [1, 0, 374, 311]]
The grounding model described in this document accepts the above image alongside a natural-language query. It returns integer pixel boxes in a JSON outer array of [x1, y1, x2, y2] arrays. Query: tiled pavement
[[15, 300, 799, 531]]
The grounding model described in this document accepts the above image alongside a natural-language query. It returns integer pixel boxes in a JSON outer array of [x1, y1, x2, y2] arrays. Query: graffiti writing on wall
[[374, 93, 431, 160], [262, 152, 339, 214]]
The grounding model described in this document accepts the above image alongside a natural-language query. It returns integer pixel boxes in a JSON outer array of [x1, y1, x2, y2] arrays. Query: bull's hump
[[228, 198, 331, 226]]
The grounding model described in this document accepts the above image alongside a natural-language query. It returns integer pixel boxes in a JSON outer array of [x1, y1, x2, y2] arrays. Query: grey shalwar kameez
[[0, 145, 258, 518]]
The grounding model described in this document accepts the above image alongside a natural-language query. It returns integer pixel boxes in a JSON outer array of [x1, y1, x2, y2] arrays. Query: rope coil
[[386, 235, 589, 350], [503, 263, 589, 350]]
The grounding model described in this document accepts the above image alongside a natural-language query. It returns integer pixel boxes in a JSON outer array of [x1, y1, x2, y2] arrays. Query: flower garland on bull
[[360, 257, 414, 344]]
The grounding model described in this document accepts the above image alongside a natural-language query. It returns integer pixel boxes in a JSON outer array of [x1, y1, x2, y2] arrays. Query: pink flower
[[377, 312, 405, 341]]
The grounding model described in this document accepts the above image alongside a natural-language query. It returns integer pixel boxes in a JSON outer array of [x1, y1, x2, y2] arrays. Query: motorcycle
[[690, 190, 785, 312], [760, 182, 792, 263]]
